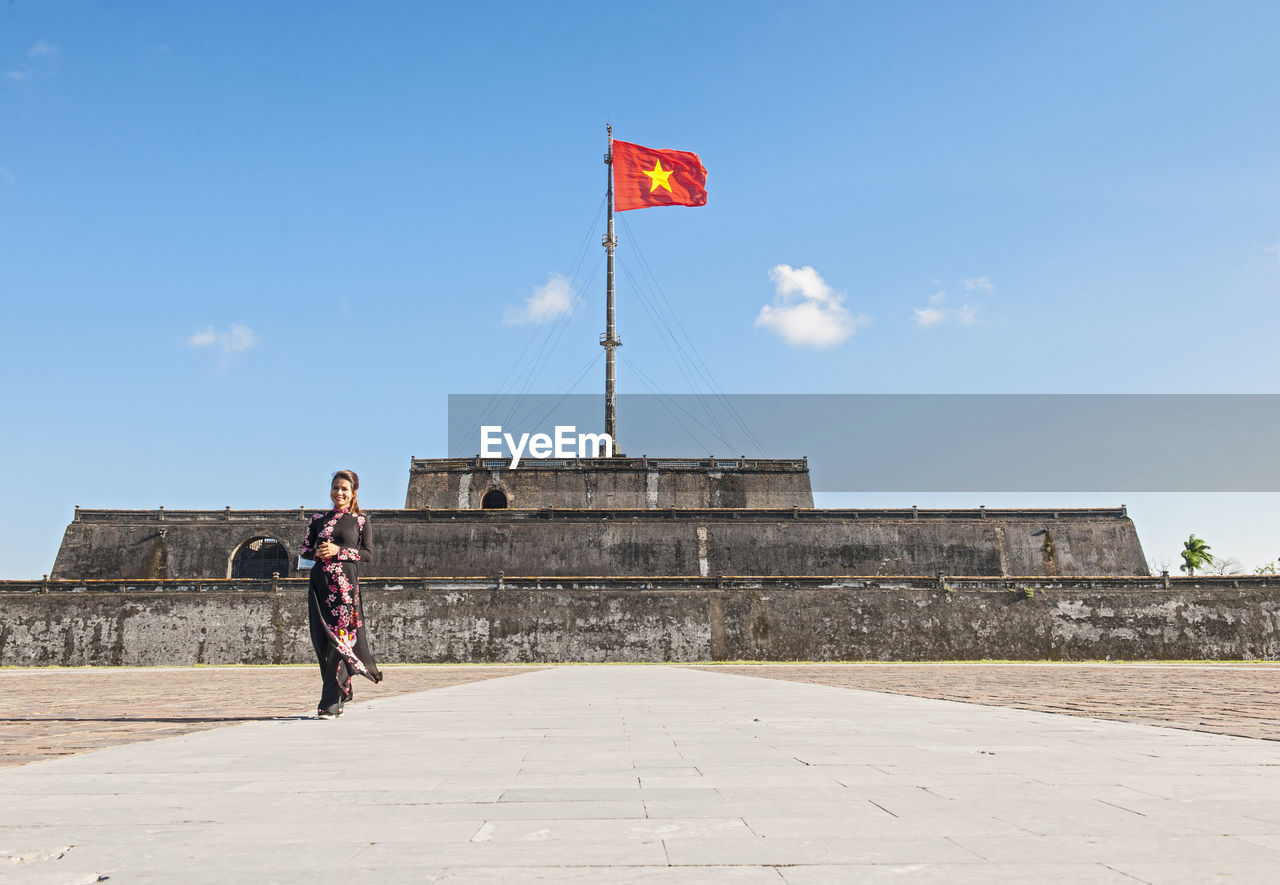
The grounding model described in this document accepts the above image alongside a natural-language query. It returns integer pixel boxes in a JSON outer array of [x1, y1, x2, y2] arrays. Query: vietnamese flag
[[612, 140, 708, 211]]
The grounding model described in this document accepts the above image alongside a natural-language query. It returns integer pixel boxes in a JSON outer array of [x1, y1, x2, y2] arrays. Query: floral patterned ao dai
[[300, 509, 382, 711]]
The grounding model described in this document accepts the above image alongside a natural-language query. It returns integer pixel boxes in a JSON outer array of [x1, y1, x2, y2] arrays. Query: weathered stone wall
[[4, 576, 1277, 665], [405, 457, 814, 509], [51, 508, 1148, 580], [52, 510, 315, 580]]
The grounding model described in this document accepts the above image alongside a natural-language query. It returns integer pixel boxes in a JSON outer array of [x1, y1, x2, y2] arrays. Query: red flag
[[612, 140, 708, 211]]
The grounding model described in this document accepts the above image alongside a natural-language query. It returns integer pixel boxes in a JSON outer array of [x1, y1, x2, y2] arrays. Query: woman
[[300, 469, 383, 718]]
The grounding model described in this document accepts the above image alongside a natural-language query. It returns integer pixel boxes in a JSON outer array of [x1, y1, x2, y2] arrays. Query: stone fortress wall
[[51, 506, 1149, 581], [3, 575, 1277, 666], [34, 456, 1184, 664], [50, 458, 1150, 580], [405, 456, 815, 510]]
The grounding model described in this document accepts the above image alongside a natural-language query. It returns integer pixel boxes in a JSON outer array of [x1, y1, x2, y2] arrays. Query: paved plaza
[[700, 662, 1280, 742], [3, 664, 1280, 882], [0, 665, 547, 770]]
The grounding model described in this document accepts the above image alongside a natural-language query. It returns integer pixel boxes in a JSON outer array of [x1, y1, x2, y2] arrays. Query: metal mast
[[601, 124, 621, 454]]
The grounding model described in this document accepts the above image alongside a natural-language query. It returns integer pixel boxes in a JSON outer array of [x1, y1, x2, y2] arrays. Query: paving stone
[[0, 664, 545, 770], [947, 832, 1280, 865], [690, 662, 1280, 742], [3, 664, 1280, 881], [778, 863, 1137, 883], [1101, 861, 1280, 883]]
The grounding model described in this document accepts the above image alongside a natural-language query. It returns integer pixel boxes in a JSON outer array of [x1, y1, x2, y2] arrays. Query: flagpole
[[602, 124, 621, 455]]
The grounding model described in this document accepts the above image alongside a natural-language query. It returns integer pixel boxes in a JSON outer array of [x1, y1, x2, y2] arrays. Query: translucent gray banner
[[447, 394, 1280, 492]]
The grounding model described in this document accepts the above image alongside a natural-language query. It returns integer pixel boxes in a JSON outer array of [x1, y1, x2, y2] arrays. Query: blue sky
[[3, 1, 1278, 578]]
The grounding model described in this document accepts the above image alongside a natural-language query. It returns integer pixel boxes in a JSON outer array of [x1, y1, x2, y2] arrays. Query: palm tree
[[1180, 534, 1214, 576]]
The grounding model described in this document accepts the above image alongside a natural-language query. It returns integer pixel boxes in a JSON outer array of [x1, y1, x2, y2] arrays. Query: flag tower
[[602, 125, 621, 454], [601, 127, 708, 455]]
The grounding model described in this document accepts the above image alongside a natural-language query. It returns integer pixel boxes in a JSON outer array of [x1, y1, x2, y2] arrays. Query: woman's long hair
[[333, 469, 361, 515]]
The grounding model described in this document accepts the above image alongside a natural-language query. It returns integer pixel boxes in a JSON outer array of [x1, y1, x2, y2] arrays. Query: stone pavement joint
[[3, 665, 1280, 882]]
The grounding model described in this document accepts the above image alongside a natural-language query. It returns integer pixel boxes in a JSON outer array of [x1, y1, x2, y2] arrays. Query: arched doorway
[[231, 537, 290, 579], [482, 489, 509, 509]]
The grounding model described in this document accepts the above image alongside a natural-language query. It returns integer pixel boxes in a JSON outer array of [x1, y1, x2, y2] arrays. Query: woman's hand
[[316, 541, 340, 561]]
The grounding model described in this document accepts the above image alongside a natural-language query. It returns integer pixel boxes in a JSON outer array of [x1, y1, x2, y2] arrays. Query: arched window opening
[[232, 537, 290, 579], [482, 489, 509, 509]]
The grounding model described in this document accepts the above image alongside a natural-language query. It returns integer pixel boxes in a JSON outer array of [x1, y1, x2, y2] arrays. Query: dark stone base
[[3, 576, 1278, 665]]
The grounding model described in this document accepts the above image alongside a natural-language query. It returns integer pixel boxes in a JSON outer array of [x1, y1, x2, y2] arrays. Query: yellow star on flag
[[643, 159, 674, 193]]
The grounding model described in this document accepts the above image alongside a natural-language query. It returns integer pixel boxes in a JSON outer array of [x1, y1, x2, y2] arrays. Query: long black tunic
[[301, 509, 382, 704]]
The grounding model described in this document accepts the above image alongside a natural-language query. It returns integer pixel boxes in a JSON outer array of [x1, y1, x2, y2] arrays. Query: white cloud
[[187, 324, 258, 353], [6, 41, 58, 82], [1266, 239, 1280, 261], [755, 264, 869, 348], [504, 273, 577, 325], [912, 306, 947, 327], [27, 40, 58, 59], [912, 277, 992, 328]]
